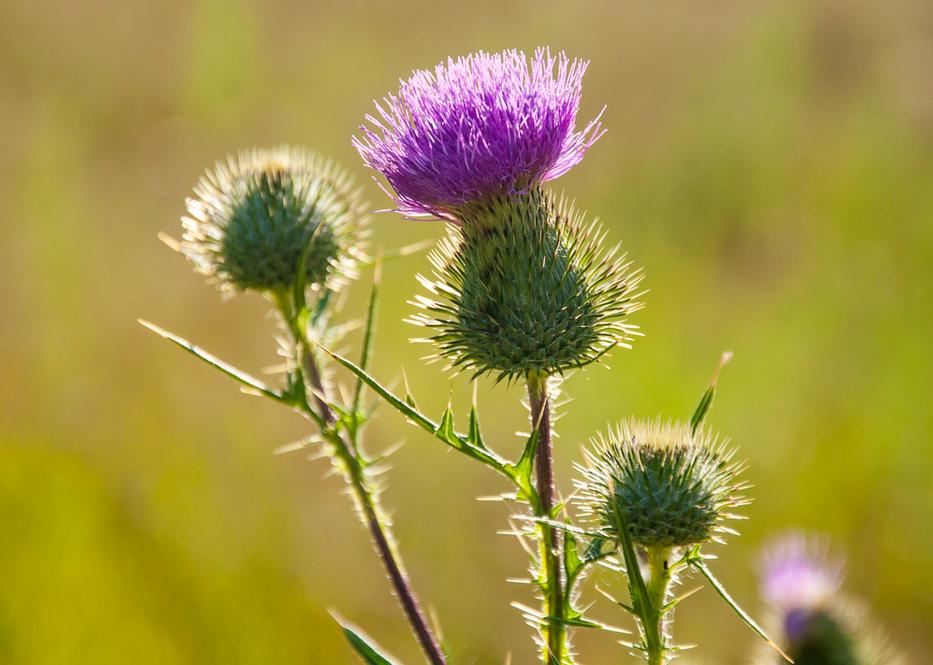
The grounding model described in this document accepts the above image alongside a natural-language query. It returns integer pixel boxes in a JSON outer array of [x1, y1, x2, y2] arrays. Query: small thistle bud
[[181, 146, 365, 293], [758, 533, 904, 665], [575, 419, 748, 549], [354, 48, 604, 219], [410, 188, 643, 380]]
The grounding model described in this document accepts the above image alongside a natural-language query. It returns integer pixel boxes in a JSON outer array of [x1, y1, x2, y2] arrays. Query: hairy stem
[[528, 374, 566, 665], [276, 293, 447, 665], [642, 547, 674, 665]]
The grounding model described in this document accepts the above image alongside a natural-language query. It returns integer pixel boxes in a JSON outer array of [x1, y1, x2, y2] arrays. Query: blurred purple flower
[[354, 48, 605, 219], [760, 531, 843, 613]]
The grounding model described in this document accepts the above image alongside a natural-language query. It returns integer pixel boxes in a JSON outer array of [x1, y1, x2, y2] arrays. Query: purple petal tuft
[[353, 48, 605, 218]]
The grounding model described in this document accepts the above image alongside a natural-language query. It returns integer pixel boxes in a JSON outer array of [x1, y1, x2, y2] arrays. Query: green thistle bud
[[410, 187, 643, 381], [575, 419, 748, 549], [181, 146, 366, 293]]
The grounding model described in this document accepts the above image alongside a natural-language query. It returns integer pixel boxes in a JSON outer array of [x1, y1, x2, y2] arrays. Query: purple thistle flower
[[760, 531, 844, 614], [353, 48, 605, 219]]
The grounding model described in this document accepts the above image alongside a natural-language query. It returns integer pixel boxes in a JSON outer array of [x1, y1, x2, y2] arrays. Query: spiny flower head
[[575, 419, 748, 549], [181, 146, 366, 293], [354, 48, 604, 218], [409, 188, 643, 381]]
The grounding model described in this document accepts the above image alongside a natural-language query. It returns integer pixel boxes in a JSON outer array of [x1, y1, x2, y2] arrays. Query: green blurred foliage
[[1, 0, 931, 663]]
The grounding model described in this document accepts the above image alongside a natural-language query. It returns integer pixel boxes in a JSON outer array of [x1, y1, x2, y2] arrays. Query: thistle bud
[[758, 533, 904, 665], [180, 146, 365, 294], [575, 419, 748, 549], [410, 189, 642, 380]]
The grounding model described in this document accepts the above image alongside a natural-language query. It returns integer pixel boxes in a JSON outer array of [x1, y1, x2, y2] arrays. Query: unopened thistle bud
[[758, 533, 904, 665], [181, 146, 365, 294], [575, 419, 748, 549]]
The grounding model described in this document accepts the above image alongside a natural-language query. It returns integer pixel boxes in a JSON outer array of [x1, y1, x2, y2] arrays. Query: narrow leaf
[[690, 351, 733, 434], [331, 612, 401, 665], [139, 320, 284, 402], [690, 559, 792, 663], [323, 345, 437, 434], [352, 260, 380, 417], [434, 406, 460, 448], [320, 345, 511, 475], [466, 382, 486, 449], [611, 501, 651, 612]]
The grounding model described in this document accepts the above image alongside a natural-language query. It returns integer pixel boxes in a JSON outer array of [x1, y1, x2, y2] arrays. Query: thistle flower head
[[354, 48, 604, 218], [760, 532, 843, 615], [409, 188, 643, 381], [575, 419, 748, 549], [181, 146, 366, 293], [756, 533, 899, 665]]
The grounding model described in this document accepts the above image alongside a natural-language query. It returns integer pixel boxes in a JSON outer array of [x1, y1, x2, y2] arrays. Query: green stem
[[643, 547, 674, 665], [527, 374, 566, 665], [274, 291, 447, 665]]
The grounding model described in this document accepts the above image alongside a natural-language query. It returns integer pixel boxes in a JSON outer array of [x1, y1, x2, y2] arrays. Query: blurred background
[[1, 0, 931, 663]]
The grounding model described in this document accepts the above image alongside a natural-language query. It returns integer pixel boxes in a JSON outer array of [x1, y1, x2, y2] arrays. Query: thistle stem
[[527, 374, 566, 665], [275, 294, 447, 665], [642, 547, 674, 665]]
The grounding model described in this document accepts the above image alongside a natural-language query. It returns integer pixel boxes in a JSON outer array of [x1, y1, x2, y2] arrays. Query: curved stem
[[527, 374, 566, 665], [276, 293, 447, 665]]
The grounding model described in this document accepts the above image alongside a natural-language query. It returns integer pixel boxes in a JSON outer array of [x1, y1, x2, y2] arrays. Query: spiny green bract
[[409, 187, 643, 381], [181, 146, 366, 293], [575, 419, 748, 549]]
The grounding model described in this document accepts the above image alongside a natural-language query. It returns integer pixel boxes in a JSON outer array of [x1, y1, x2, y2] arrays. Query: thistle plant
[[757, 532, 905, 665], [144, 146, 448, 665], [574, 418, 750, 665], [141, 49, 907, 665]]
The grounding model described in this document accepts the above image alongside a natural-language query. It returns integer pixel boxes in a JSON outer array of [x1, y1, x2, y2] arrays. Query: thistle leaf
[[331, 612, 401, 665], [507, 427, 540, 499], [352, 261, 380, 417], [434, 406, 458, 446], [690, 351, 732, 435], [319, 345, 512, 476], [139, 320, 286, 403], [688, 558, 792, 663], [611, 499, 652, 613], [467, 383, 486, 449], [689, 387, 715, 436]]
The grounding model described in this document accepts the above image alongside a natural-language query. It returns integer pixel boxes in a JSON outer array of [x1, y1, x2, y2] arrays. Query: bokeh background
[[1, 1, 931, 663]]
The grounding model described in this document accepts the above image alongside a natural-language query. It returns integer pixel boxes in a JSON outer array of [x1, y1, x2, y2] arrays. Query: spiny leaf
[[564, 529, 582, 580], [688, 558, 792, 663], [320, 344, 512, 476], [690, 351, 732, 435], [139, 320, 285, 403], [507, 427, 540, 499], [434, 406, 459, 447], [467, 382, 486, 449], [331, 612, 401, 665]]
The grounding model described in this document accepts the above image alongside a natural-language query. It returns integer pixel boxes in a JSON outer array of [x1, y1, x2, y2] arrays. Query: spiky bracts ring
[[181, 146, 366, 293], [411, 188, 643, 381], [576, 419, 748, 550], [354, 48, 604, 219]]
